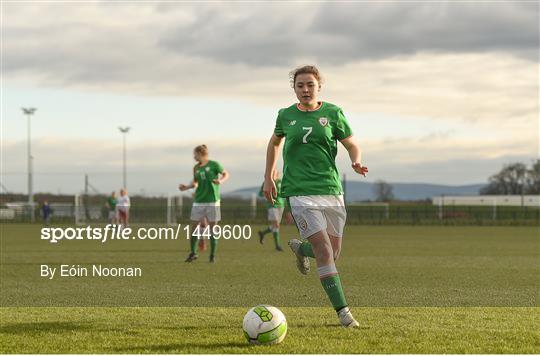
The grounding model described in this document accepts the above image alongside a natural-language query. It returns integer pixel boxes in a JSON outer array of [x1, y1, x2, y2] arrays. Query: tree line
[[373, 159, 539, 201], [480, 160, 539, 195]]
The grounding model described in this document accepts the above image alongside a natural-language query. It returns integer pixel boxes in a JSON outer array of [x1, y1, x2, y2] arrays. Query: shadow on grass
[[155, 325, 208, 331], [113, 341, 250, 353], [0, 321, 90, 334], [319, 323, 371, 330]]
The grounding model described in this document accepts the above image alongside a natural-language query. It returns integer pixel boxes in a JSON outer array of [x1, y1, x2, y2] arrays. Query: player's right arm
[[179, 180, 197, 191], [179, 166, 199, 191], [340, 136, 368, 177], [263, 134, 283, 204]]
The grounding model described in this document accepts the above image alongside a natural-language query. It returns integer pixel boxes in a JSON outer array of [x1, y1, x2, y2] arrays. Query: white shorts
[[190, 202, 221, 222], [108, 210, 117, 220], [289, 195, 346, 239], [117, 207, 129, 219], [267, 207, 284, 222]]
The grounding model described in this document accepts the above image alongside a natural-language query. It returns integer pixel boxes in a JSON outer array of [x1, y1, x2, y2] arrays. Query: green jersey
[[274, 102, 353, 197], [193, 160, 224, 203], [107, 196, 117, 210], [259, 178, 285, 208]]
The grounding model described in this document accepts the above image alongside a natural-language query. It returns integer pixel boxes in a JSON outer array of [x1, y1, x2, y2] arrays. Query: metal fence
[[2, 196, 538, 225]]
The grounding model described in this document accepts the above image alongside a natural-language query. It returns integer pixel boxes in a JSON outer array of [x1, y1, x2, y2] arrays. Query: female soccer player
[[263, 65, 368, 328], [116, 188, 130, 228], [258, 169, 285, 251], [105, 191, 118, 224], [179, 144, 229, 263]]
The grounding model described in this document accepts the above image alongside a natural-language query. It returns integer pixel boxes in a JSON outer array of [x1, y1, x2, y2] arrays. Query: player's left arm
[[213, 162, 229, 185], [213, 170, 229, 185], [340, 136, 368, 177]]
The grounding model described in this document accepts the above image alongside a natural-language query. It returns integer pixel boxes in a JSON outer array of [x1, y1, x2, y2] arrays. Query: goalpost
[[250, 192, 257, 219], [167, 194, 183, 225], [74, 193, 84, 225], [74, 193, 103, 225]]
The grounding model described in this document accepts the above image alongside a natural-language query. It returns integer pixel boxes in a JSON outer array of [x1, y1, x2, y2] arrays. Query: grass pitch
[[1, 307, 538, 353], [1, 224, 538, 353]]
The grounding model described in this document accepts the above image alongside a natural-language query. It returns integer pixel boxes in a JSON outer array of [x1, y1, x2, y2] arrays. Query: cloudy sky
[[2, 2, 538, 196]]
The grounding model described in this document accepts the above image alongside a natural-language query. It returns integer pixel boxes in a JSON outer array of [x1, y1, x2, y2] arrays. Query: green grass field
[[1, 224, 539, 353], [2, 307, 538, 353]]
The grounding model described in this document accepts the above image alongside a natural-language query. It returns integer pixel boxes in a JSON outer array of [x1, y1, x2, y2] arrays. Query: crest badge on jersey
[[318, 117, 328, 127], [205, 167, 210, 172], [298, 218, 308, 231]]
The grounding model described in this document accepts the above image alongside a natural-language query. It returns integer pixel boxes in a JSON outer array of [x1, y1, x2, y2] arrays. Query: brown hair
[[194, 144, 208, 156], [289, 65, 323, 87]]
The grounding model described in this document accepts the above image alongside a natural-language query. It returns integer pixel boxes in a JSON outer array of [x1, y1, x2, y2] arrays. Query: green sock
[[273, 231, 281, 248], [320, 274, 348, 311], [190, 235, 199, 254], [261, 227, 271, 236], [210, 235, 218, 257], [299, 241, 315, 258]]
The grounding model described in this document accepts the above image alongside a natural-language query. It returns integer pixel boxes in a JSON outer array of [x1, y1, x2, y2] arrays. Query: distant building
[[432, 195, 540, 207]]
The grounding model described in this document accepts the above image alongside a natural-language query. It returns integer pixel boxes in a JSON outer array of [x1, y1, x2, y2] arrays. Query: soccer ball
[[242, 305, 287, 345]]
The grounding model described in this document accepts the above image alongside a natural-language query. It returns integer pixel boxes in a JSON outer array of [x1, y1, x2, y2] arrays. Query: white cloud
[[4, 3, 537, 131], [2, 2, 538, 193], [2, 133, 536, 194]]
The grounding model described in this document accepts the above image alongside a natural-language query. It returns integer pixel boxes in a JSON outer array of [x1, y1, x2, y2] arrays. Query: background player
[[263, 65, 368, 328], [258, 169, 285, 251], [116, 188, 130, 228], [179, 144, 229, 263], [105, 191, 118, 224]]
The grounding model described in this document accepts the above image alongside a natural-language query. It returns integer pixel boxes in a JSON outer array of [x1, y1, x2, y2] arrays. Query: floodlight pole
[[21, 107, 36, 223], [118, 127, 130, 189]]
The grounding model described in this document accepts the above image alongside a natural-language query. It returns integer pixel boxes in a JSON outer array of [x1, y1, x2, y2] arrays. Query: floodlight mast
[[21, 107, 36, 223], [118, 126, 130, 189]]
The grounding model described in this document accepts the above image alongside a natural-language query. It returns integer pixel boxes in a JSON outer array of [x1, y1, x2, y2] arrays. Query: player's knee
[[317, 246, 333, 262]]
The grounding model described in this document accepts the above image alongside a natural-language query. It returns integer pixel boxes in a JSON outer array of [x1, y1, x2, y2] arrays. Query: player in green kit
[[105, 191, 117, 224], [179, 144, 229, 263], [258, 169, 285, 251], [263, 65, 368, 328]]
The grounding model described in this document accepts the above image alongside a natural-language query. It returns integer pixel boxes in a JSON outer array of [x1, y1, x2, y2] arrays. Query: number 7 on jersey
[[302, 126, 312, 144]]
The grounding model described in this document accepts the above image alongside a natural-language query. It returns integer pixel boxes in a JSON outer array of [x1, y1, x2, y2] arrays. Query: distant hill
[[224, 181, 486, 201]]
